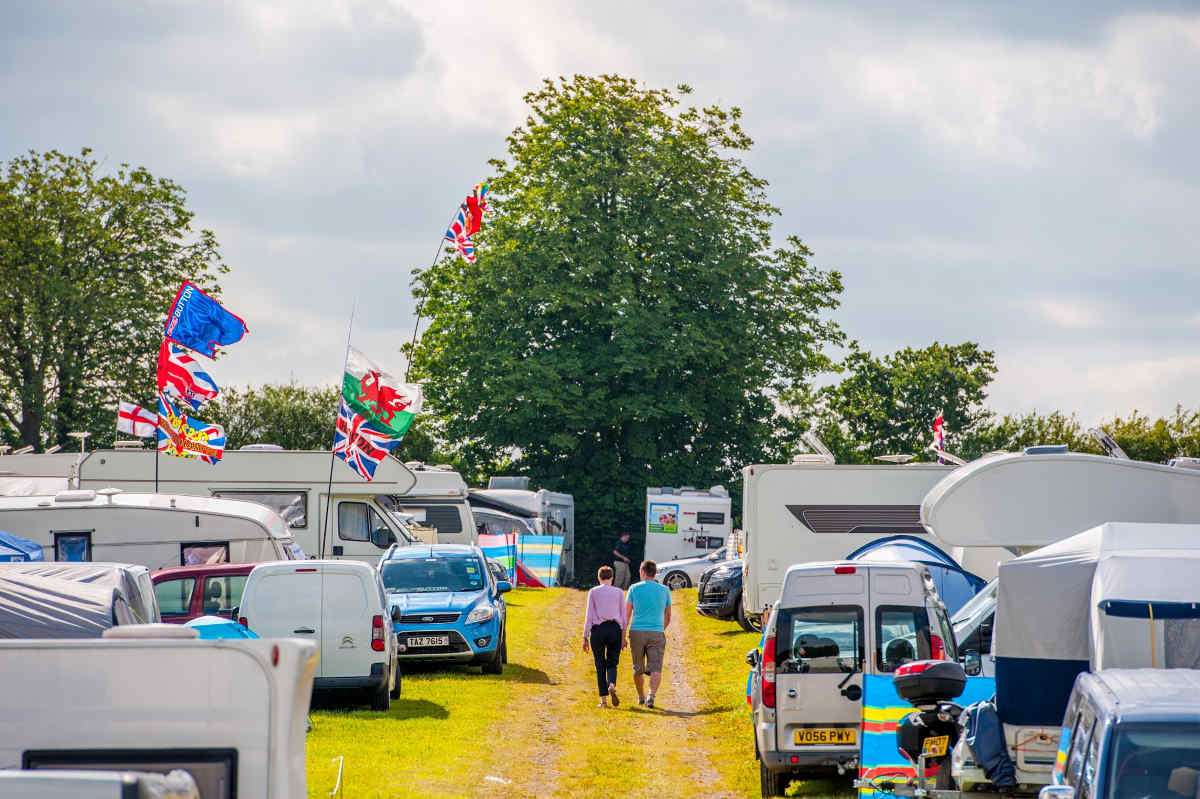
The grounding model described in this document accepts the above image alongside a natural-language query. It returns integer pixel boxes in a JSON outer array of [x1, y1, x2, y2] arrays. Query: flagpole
[[321, 300, 358, 559], [404, 207, 460, 382]]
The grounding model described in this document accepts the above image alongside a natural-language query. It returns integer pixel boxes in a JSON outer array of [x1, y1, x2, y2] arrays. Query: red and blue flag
[[157, 340, 220, 410], [164, 281, 248, 358], [464, 181, 488, 237], [333, 399, 401, 481], [444, 207, 476, 264], [157, 392, 226, 464]]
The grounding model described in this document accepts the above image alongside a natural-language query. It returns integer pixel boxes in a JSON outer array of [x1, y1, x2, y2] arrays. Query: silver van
[[748, 560, 958, 797]]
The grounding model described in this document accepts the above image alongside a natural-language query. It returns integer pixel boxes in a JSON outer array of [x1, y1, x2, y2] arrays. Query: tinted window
[[181, 542, 229, 566], [54, 532, 91, 562], [697, 511, 725, 525], [155, 578, 196, 615], [380, 557, 486, 593], [776, 606, 863, 675], [1105, 723, 1200, 799], [213, 491, 307, 528], [474, 513, 531, 536], [200, 575, 248, 617], [399, 504, 463, 534], [876, 606, 933, 672]]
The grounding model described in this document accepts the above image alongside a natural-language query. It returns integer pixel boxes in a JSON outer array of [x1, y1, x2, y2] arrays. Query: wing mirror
[[390, 605, 402, 623], [496, 580, 513, 594], [745, 649, 761, 668], [962, 649, 982, 677]]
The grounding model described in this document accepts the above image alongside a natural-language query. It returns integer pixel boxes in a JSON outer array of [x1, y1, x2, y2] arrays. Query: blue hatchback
[[378, 544, 512, 674]]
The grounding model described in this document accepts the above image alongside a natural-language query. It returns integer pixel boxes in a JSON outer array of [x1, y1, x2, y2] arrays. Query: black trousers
[[590, 619, 622, 696]]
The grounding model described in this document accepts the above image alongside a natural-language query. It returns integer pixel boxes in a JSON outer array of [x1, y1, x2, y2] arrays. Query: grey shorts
[[628, 630, 666, 675]]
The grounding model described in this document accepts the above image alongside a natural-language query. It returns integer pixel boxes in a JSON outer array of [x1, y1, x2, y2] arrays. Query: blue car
[[378, 544, 512, 674]]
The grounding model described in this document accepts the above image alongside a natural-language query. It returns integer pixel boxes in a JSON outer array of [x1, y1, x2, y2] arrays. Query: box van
[[643, 486, 731, 565], [0, 632, 318, 799], [0, 490, 300, 570], [393, 463, 477, 546], [0, 449, 422, 565], [238, 560, 401, 710], [748, 560, 957, 795]]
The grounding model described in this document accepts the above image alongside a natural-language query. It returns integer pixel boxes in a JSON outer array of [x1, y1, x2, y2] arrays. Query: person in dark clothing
[[612, 532, 633, 590], [582, 565, 627, 707]]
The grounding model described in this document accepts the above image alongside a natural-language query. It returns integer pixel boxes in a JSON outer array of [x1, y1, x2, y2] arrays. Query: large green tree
[[0, 149, 225, 450], [410, 75, 844, 571], [802, 342, 997, 463]]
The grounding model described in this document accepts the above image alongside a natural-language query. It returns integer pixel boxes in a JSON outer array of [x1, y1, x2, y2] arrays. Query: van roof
[[1083, 669, 1200, 722], [783, 559, 930, 578], [0, 491, 293, 539], [382, 544, 480, 560], [250, 559, 375, 573], [402, 469, 467, 498]]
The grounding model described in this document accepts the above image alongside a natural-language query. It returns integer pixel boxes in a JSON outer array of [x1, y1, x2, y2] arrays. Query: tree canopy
[[411, 75, 844, 569], [0, 149, 225, 450]]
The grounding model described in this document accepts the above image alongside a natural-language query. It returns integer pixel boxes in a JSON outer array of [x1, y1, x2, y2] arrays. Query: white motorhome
[[740, 463, 1005, 624], [0, 631, 317, 799], [392, 464, 477, 547], [469, 477, 575, 582], [643, 486, 731, 565], [0, 450, 421, 565], [0, 491, 300, 570]]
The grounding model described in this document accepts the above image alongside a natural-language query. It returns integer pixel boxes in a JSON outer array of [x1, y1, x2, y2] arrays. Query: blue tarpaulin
[[185, 615, 260, 639], [847, 535, 988, 614], [0, 530, 44, 563]]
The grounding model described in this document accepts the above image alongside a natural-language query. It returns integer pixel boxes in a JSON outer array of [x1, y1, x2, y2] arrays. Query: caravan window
[[181, 542, 229, 566], [398, 504, 463, 535], [339, 502, 391, 542], [875, 606, 932, 672], [697, 511, 725, 525], [212, 490, 307, 528], [53, 531, 91, 562]]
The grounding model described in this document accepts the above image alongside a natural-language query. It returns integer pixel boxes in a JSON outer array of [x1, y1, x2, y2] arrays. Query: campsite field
[[306, 587, 857, 798]]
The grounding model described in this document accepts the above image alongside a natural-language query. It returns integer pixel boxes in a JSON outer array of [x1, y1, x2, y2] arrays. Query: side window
[[155, 578, 196, 615], [181, 542, 229, 566], [1080, 721, 1103, 799], [213, 491, 308, 528], [1065, 712, 1094, 786], [53, 531, 92, 562], [777, 606, 863, 675], [201, 575, 248, 617], [338, 502, 392, 544], [876, 606, 933, 672], [399, 504, 463, 534]]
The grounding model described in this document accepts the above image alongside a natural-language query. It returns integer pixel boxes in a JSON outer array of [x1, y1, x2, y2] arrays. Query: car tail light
[[762, 634, 777, 708], [930, 634, 946, 661], [238, 617, 248, 628], [834, 565, 856, 575], [371, 615, 386, 652]]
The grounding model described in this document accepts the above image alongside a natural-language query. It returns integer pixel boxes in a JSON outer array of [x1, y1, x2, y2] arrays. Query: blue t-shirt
[[627, 580, 672, 632]]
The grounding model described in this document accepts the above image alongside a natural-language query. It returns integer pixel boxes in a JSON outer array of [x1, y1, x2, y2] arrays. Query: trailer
[[643, 486, 731, 565]]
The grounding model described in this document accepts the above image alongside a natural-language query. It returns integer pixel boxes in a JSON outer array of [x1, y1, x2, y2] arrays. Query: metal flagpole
[[320, 300, 358, 559], [404, 208, 461, 382]]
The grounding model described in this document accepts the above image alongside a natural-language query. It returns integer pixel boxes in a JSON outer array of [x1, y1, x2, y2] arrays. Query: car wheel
[[500, 631, 508, 664], [760, 762, 788, 797], [664, 571, 691, 590], [370, 679, 391, 712], [736, 594, 761, 633], [389, 659, 402, 699], [482, 642, 504, 675]]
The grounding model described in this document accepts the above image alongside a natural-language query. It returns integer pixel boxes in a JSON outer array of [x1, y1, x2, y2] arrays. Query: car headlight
[[466, 605, 495, 624], [711, 567, 736, 579]]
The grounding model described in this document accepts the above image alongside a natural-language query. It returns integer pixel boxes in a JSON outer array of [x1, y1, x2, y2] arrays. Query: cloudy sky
[[4, 0, 1199, 423]]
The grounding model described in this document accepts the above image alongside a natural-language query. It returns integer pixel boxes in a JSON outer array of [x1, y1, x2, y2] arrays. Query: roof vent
[[405, 461, 429, 471], [1023, 445, 1069, 456], [647, 487, 662, 495], [113, 440, 145, 449], [1169, 458, 1200, 471], [791, 453, 835, 465], [102, 624, 199, 640], [488, 476, 530, 490], [54, 490, 97, 503], [97, 487, 122, 504], [240, 444, 283, 451], [708, 485, 729, 498]]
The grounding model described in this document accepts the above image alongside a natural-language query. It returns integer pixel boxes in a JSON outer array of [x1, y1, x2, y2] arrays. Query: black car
[[696, 558, 759, 632]]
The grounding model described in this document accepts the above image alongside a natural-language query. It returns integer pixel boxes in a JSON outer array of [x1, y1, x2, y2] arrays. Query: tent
[[186, 615, 259, 639], [0, 571, 139, 638], [0, 562, 158, 623], [0, 530, 44, 562], [846, 534, 987, 614], [994, 522, 1200, 725]]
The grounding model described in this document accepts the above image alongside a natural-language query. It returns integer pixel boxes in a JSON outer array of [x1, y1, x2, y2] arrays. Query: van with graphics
[[747, 560, 956, 796]]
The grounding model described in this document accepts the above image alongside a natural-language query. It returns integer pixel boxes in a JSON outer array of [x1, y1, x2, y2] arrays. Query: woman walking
[[582, 565, 627, 707]]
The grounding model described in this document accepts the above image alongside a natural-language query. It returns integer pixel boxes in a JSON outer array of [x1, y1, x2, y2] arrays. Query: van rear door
[[247, 568, 321, 656], [868, 566, 936, 674], [320, 566, 371, 680], [774, 570, 865, 756]]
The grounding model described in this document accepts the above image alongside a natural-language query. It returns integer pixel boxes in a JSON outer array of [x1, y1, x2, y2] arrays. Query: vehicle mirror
[[230, 605, 238, 619], [370, 528, 393, 549], [963, 649, 982, 677], [496, 580, 513, 594], [390, 605, 402, 623], [1039, 786, 1075, 799], [745, 649, 761, 667]]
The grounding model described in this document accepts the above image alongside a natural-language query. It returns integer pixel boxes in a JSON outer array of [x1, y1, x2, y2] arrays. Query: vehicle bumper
[[760, 748, 858, 771], [314, 661, 388, 692], [696, 587, 740, 619], [394, 620, 501, 663]]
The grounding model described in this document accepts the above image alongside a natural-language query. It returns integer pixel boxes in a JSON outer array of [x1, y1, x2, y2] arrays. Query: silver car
[[655, 548, 730, 589]]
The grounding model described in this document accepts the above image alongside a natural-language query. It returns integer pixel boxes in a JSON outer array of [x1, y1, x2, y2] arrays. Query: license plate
[[407, 635, 449, 647], [793, 728, 856, 746], [922, 735, 949, 757]]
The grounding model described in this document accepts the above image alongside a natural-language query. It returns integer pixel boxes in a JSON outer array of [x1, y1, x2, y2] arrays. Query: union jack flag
[[444, 207, 476, 264], [157, 340, 220, 410], [333, 399, 401, 481]]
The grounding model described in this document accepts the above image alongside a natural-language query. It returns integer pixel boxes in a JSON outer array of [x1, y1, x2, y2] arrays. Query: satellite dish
[[926, 445, 967, 466], [875, 454, 915, 464], [1087, 428, 1129, 460]]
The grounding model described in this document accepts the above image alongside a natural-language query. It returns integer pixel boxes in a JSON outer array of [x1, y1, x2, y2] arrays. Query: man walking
[[624, 560, 671, 708], [612, 532, 633, 590]]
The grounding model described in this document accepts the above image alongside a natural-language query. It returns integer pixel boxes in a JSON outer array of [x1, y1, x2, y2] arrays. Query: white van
[[748, 560, 957, 795], [643, 486, 731, 565], [0, 490, 300, 570], [238, 560, 400, 710], [393, 463, 476, 546], [0, 632, 318, 799]]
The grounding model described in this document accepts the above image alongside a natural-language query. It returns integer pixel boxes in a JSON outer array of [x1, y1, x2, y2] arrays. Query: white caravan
[[0, 449, 421, 565], [0, 631, 317, 799], [644, 486, 731, 565], [392, 464, 477, 547], [469, 477, 576, 582], [740, 463, 1007, 625], [0, 491, 300, 570]]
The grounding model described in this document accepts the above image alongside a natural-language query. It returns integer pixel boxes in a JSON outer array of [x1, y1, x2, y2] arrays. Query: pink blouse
[[583, 584, 627, 637]]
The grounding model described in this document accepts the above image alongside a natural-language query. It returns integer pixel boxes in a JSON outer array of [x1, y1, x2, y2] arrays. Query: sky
[[3, 0, 1199, 424]]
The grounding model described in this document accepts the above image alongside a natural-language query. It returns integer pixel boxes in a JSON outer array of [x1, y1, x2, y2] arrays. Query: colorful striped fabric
[[478, 533, 518, 581], [517, 535, 564, 588]]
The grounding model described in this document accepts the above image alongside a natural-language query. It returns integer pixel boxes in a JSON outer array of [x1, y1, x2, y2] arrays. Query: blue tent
[[185, 615, 260, 639], [846, 535, 987, 614], [0, 530, 44, 563]]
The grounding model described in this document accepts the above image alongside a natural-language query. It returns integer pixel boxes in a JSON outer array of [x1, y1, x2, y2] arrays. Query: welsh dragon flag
[[342, 347, 423, 439]]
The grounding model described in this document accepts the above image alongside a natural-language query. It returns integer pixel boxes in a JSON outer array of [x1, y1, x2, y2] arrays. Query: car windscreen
[[381, 557, 486, 593], [1106, 723, 1200, 799]]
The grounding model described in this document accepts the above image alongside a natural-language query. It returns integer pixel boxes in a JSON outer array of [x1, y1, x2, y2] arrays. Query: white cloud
[[1030, 298, 1105, 330]]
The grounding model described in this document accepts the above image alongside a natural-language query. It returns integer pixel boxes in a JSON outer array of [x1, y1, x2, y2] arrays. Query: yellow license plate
[[793, 728, 856, 746], [922, 735, 949, 757]]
